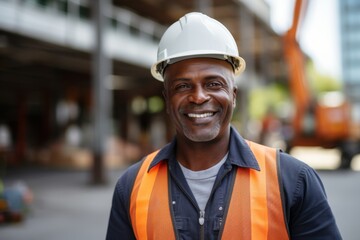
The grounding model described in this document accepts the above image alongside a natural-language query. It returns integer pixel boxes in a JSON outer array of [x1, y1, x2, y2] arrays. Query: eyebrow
[[167, 77, 191, 86], [171, 74, 224, 81], [204, 75, 225, 80]]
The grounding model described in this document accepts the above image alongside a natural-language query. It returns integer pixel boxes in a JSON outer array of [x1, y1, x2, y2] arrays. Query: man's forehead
[[163, 61, 236, 90], [164, 58, 233, 77]]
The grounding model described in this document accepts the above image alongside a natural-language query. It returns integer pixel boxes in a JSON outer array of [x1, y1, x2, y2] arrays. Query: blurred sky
[[266, 0, 341, 79]]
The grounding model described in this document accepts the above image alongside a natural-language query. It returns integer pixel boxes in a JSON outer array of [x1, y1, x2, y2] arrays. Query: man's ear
[[162, 88, 167, 100], [232, 87, 237, 108]]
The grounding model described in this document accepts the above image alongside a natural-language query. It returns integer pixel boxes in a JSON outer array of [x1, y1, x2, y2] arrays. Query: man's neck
[[176, 133, 230, 171]]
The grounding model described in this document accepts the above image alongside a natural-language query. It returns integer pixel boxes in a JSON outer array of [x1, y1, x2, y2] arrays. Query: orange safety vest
[[129, 141, 289, 240]]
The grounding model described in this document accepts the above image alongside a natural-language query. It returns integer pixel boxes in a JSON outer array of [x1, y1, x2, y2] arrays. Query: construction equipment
[[283, 0, 359, 168]]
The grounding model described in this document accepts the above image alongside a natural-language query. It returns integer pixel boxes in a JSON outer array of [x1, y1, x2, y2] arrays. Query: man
[[106, 12, 342, 239]]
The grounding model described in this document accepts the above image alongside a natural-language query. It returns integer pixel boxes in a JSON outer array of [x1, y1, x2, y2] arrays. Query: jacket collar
[[148, 126, 260, 172]]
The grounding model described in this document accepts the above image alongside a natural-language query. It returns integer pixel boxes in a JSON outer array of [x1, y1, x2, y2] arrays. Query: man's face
[[163, 58, 237, 143]]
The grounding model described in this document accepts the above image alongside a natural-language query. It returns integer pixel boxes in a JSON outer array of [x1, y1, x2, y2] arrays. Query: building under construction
[[0, 0, 286, 174]]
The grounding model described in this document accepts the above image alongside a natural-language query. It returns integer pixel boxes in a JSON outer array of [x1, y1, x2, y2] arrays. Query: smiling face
[[163, 58, 237, 143]]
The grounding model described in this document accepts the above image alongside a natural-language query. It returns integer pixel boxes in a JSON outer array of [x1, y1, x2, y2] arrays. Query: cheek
[[165, 100, 171, 114], [163, 91, 174, 115], [166, 96, 179, 116]]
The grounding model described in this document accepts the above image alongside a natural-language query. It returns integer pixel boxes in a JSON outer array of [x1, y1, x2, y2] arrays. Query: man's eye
[[174, 84, 190, 90], [207, 82, 222, 88]]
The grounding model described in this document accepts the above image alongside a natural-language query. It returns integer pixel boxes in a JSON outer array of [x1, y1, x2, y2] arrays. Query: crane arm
[[283, 0, 312, 134]]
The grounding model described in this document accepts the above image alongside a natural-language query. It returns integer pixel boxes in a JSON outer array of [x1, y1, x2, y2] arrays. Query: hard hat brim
[[151, 54, 246, 81]]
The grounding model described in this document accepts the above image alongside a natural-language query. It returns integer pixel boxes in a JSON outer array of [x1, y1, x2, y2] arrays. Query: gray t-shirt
[[179, 153, 228, 211]]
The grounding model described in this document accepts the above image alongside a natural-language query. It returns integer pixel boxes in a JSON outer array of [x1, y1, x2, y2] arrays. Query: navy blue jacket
[[106, 127, 342, 239]]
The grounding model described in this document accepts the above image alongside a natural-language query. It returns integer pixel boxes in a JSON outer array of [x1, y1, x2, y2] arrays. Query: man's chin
[[183, 127, 220, 143]]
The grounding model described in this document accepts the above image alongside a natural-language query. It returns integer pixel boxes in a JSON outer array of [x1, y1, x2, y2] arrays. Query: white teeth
[[188, 112, 213, 118]]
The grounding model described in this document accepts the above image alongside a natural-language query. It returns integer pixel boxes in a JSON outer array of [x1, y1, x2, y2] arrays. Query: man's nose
[[187, 86, 210, 104]]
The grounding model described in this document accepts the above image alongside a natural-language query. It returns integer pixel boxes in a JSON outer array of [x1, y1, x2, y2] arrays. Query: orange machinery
[[283, 0, 357, 168]]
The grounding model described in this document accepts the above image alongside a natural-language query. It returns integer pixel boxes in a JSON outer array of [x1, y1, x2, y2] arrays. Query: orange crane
[[283, 0, 357, 168]]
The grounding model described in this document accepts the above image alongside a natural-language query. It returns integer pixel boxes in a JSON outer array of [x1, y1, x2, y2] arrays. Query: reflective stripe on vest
[[129, 141, 289, 240]]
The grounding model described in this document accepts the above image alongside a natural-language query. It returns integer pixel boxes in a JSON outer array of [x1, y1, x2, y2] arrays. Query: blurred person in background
[[106, 12, 342, 239], [0, 180, 33, 223]]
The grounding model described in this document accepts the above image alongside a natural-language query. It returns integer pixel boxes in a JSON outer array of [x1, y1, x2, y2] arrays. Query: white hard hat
[[151, 12, 246, 81]]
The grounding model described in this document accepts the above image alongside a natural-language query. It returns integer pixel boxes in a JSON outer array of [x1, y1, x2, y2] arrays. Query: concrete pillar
[[91, 0, 112, 184]]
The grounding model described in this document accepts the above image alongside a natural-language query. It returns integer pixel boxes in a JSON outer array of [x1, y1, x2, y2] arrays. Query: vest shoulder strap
[[221, 141, 289, 240], [129, 150, 175, 240]]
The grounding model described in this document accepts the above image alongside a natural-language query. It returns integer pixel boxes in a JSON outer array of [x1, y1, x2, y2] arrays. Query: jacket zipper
[[170, 164, 232, 240], [200, 166, 232, 240], [199, 210, 205, 240]]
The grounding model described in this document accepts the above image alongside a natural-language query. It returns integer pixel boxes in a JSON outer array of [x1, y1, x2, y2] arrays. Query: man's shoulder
[[277, 150, 317, 182], [117, 159, 144, 185], [277, 150, 324, 201], [113, 159, 145, 199], [278, 150, 309, 168], [117, 144, 173, 185]]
